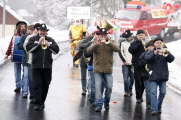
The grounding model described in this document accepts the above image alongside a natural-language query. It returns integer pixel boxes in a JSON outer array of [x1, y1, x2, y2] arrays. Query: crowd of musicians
[[3, 20, 174, 115], [69, 19, 174, 115]]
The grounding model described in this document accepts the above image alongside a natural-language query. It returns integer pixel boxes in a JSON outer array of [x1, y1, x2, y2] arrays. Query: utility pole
[[91, 0, 93, 18], [2, 0, 6, 39], [101, 0, 103, 18]]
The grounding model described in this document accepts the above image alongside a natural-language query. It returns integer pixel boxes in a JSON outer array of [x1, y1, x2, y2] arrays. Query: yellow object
[[70, 24, 86, 40], [70, 40, 80, 56], [69, 24, 86, 65]]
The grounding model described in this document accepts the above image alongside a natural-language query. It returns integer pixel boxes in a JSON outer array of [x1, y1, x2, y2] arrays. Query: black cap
[[100, 28, 108, 35], [16, 21, 27, 27], [40, 24, 49, 31], [34, 23, 41, 30], [136, 29, 145, 35], [96, 26, 108, 35], [145, 40, 154, 48], [121, 29, 133, 38], [153, 37, 163, 43]]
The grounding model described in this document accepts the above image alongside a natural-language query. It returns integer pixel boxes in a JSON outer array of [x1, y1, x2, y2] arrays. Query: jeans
[[122, 65, 134, 93], [144, 80, 151, 107], [94, 72, 113, 108], [22, 65, 29, 95], [150, 81, 166, 112], [28, 64, 34, 98], [80, 65, 87, 92], [14, 63, 22, 89], [87, 70, 95, 103]]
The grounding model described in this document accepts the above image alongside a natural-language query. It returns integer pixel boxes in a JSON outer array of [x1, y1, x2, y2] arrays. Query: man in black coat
[[144, 37, 174, 115], [128, 30, 148, 104], [26, 24, 59, 111]]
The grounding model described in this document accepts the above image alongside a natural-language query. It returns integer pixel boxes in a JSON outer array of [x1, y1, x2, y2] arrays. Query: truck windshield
[[115, 10, 141, 20]]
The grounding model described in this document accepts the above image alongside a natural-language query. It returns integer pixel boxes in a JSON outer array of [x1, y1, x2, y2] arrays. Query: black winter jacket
[[26, 34, 59, 68], [128, 38, 145, 66], [144, 50, 174, 81]]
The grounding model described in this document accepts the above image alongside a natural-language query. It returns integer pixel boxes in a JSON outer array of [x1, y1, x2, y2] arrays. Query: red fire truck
[[110, 3, 169, 37]]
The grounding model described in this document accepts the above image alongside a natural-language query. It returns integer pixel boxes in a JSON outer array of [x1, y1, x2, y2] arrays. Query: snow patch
[[167, 40, 181, 91]]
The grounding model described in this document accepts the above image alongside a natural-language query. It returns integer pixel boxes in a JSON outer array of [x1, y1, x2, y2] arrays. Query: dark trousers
[[28, 64, 33, 98], [80, 64, 87, 92], [32, 68, 52, 105], [134, 66, 146, 100]]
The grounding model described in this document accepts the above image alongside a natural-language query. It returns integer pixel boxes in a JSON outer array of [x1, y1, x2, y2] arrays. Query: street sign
[[67, 7, 90, 19]]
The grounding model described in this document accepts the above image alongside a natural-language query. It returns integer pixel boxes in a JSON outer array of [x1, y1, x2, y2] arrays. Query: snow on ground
[[167, 40, 181, 90]]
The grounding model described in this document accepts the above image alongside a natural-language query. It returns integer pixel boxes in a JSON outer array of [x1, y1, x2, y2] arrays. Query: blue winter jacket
[[144, 50, 174, 81]]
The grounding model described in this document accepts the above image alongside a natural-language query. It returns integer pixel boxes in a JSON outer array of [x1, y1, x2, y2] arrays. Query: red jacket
[[5, 37, 13, 56]]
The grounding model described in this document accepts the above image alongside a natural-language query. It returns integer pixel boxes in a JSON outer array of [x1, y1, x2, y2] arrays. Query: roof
[[0, 2, 27, 23]]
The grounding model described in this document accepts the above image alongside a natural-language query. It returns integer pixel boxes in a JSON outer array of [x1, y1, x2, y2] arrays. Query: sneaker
[[158, 109, 162, 114], [22, 94, 28, 99], [104, 104, 110, 111], [81, 91, 86, 96], [136, 99, 143, 104], [151, 111, 159, 116], [94, 107, 102, 112], [146, 104, 151, 110], [14, 88, 21, 93], [33, 104, 45, 111], [124, 93, 131, 97], [129, 92, 133, 96]]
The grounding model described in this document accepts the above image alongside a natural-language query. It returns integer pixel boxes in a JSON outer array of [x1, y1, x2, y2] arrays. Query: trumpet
[[41, 37, 48, 50], [156, 47, 168, 56], [100, 38, 111, 44]]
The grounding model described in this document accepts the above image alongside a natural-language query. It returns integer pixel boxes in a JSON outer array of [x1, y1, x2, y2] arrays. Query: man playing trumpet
[[144, 37, 174, 115], [87, 27, 122, 112], [26, 24, 59, 111]]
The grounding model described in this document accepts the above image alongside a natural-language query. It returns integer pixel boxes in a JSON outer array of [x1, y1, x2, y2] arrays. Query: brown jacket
[[87, 42, 120, 73]]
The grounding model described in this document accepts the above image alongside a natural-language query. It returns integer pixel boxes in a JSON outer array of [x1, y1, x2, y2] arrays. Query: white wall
[[0, 25, 15, 39]]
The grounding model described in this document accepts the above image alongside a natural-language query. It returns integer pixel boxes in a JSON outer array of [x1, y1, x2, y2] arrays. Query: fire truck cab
[[112, 3, 168, 37]]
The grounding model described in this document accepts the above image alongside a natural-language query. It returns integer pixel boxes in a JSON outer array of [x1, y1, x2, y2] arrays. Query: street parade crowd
[[3, 19, 174, 116]]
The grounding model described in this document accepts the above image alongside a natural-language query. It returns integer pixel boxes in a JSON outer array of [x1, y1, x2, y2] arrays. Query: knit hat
[[136, 29, 145, 35]]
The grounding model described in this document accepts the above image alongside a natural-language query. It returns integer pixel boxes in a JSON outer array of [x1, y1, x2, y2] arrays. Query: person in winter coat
[[74, 32, 92, 96], [144, 37, 174, 115], [139, 40, 154, 110], [87, 28, 121, 112], [120, 30, 134, 97], [23, 23, 41, 102], [69, 19, 86, 67], [17, 25, 35, 98], [26, 24, 59, 111], [128, 30, 149, 104], [4, 21, 27, 93]]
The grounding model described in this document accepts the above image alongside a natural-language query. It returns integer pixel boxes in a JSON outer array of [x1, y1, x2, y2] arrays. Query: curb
[[168, 82, 181, 95], [0, 59, 9, 67]]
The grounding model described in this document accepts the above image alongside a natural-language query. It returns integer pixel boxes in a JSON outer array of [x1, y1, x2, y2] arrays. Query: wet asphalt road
[[0, 52, 181, 120]]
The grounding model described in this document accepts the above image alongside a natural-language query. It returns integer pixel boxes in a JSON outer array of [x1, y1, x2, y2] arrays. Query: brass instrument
[[41, 37, 48, 50], [156, 47, 168, 56], [100, 38, 111, 44]]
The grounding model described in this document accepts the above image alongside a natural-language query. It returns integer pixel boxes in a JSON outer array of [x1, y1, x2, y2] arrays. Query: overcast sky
[[6, 0, 35, 12]]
